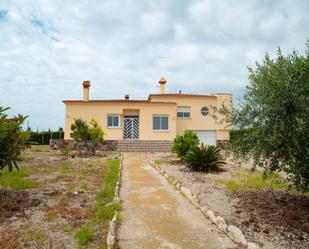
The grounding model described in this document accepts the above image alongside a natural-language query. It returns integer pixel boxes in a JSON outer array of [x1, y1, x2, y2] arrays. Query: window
[[201, 106, 209, 116], [177, 106, 191, 118], [153, 116, 168, 130], [107, 115, 120, 128]]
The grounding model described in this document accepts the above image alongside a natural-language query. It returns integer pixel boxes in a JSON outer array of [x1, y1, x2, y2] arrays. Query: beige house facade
[[63, 78, 232, 146]]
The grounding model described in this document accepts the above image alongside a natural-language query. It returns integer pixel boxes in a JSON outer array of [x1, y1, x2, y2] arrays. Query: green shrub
[[75, 225, 94, 246], [183, 143, 225, 171], [0, 107, 31, 173], [60, 146, 73, 159], [172, 131, 199, 159], [70, 119, 105, 155]]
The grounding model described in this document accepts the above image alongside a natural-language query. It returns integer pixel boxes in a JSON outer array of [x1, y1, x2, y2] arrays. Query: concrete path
[[118, 153, 236, 249]]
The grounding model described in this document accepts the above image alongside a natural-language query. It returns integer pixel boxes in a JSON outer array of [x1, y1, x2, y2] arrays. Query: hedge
[[29, 131, 64, 145]]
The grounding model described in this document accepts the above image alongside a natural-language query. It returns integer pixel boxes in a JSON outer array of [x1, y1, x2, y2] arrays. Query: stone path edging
[[107, 153, 123, 249], [147, 159, 261, 249]]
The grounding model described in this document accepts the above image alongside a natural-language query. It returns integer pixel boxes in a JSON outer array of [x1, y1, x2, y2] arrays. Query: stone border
[[106, 153, 123, 249], [147, 159, 261, 249]]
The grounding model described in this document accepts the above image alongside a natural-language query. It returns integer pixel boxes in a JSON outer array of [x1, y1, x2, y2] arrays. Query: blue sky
[[0, 0, 308, 131]]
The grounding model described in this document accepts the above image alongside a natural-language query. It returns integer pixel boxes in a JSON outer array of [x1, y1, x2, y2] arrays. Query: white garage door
[[194, 131, 217, 146]]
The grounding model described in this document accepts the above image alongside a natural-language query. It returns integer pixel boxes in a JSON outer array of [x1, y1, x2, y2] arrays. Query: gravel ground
[[149, 152, 309, 249]]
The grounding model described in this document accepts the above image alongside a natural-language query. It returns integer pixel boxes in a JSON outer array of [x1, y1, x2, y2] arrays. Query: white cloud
[[0, 0, 308, 130]]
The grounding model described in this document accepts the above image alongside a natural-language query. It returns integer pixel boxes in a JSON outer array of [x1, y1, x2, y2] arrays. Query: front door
[[124, 116, 139, 139]]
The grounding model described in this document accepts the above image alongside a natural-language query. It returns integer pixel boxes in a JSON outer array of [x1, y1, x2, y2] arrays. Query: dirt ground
[[0, 145, 119, 249], [149, 153, 309, 249]]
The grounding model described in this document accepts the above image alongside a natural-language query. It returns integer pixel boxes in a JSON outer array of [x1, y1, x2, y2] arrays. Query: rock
[[95, 150, 107, 157], [167, 176, 175, 184], [247, 242, 261, 249], [164, 173, 169, 179], [180, 186, 192, 199], [107, 215, 117, 248], [216, 216, 227, 233], [9, 216, 18, 222], [69, 151, 77, 158], [172, 179, 178, 185], [227, 225, 247, 245], [24, 210, 32, 216], [175, 182, 181, 190], [206, 210, 217, 224], [44, 190, 59, 196], [191, 197, 200, 209], [106, 232, 115, 248], [105, 202, 114, 207], [73, 191, 79, 195], [113, 195, 119, 203], [201, 206, 209, 214]]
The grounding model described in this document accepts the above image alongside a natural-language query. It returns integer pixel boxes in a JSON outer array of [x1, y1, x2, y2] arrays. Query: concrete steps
[[116, 140, 173, 152], [50, 139, 173, 152]]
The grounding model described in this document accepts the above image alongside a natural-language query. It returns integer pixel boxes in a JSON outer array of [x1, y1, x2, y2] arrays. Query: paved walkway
[[118, 153, 236, 249]]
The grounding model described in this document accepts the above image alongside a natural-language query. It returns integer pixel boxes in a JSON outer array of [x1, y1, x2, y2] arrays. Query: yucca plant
[[183, 143, 226, 172]]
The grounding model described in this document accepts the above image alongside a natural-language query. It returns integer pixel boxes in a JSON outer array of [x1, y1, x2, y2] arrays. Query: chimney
[[124, 94, 129, 100], [159, 77, 167, 94], [82, 80, 90, 101]]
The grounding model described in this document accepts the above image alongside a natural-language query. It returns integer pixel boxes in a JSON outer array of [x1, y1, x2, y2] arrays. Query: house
[[63, 78, 232, 151]]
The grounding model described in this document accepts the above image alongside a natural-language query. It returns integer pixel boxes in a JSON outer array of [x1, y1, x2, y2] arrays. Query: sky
[[0, 0, 308, 131]]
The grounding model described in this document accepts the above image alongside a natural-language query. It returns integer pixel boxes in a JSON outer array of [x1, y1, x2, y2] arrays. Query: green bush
[[0, 107, 31, 173], [172, 131, 199, 159], [60, 146, 72, 159], [183, 143, 226, 171], [70, 119, 105, 155]]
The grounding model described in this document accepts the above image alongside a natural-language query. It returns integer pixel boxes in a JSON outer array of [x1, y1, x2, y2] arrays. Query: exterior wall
[[64, 102, 177, 140], [216, 130, 230, 140], [149, 94, 232, 140], [215, 94, 233, 131]]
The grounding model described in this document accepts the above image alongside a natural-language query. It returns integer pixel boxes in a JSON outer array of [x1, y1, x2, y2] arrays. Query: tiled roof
[[148, 93, 218, 100], [63, 99, 176, 104], [63, 93, 232, 104]]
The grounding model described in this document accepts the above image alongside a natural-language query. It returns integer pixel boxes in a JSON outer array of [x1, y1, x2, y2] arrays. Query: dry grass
[[0, 147, 120, 249]]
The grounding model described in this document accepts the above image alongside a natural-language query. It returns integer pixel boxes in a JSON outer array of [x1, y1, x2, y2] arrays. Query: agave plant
[[183, 143, 226, 172]]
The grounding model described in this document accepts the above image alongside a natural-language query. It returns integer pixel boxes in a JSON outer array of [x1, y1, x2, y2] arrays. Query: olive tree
[[220, 43, 309, 191], [0, 107, 31, 173]]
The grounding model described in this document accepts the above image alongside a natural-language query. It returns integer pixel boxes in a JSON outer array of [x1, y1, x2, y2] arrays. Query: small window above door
[[177, 106, 191, 119]]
